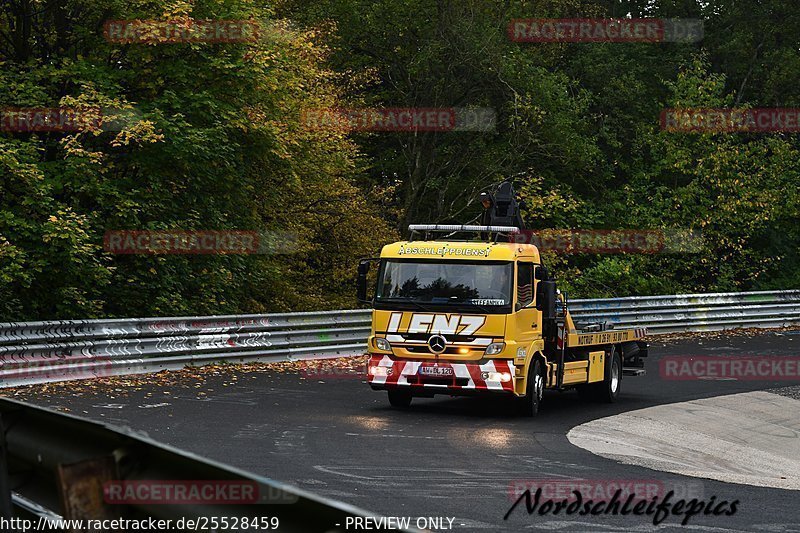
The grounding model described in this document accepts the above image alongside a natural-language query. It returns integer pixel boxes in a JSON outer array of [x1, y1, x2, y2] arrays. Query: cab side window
[[517, 262, 534, 307]]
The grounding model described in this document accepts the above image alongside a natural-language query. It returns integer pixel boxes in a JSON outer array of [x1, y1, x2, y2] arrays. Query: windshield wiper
[[378, 297, 506, 314], [377, 298, 434, 312]]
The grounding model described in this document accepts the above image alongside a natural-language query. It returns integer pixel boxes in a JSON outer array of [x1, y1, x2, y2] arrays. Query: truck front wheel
[[518, 358, 544, 417]]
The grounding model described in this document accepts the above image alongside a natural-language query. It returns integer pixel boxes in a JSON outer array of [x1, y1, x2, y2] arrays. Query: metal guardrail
[[1, 290, 798, 388], [0, 398, 416, 532], [569, 289, 800, 332], [0, 311, 370, 388]]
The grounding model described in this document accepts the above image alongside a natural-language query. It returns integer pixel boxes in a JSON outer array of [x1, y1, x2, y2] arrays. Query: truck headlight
[[481, 371, 512, 382], [374, 338, 391, 351], [369, 366, 392, 377], [484, 342, 505, 356]]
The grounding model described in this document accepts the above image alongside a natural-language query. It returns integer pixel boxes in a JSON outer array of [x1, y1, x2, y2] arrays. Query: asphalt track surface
[[18, 330, 800, 532]]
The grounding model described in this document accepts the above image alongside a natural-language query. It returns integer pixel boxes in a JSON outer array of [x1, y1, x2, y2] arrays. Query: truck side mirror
[[536, 280, 557, 320], [357, 260, 370, 303]]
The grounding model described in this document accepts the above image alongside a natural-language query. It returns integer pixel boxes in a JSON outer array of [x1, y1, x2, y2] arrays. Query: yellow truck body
[[361, 236, 648, 415]]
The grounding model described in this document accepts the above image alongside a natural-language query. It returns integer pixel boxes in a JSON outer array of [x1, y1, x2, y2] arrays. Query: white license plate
[[418, 366, 454, 377]]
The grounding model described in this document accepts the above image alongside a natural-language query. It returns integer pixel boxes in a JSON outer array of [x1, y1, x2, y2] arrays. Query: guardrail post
[[57, 456, 119, 528], [0, 413, 15, 523]]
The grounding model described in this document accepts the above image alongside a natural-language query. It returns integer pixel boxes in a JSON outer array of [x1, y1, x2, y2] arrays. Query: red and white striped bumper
[[367, 355, 516, 394]]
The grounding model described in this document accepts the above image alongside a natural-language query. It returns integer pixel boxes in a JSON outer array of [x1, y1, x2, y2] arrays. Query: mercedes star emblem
[[428, 334, 447, 354]]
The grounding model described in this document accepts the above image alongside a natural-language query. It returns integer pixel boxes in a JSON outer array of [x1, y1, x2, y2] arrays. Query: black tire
[[518, 358, 544, 417], [597, 349, 622, 403], [577, 348, 622, 403], [387, 389, 412, 408]]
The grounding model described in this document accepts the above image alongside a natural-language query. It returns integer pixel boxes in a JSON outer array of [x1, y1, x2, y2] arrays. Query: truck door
[[514, 261, 538, 350]]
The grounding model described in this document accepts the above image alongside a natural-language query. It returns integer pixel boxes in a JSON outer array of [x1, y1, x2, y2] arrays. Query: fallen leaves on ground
[[2, 356, 370, 401], [648, 325, 800, 344]]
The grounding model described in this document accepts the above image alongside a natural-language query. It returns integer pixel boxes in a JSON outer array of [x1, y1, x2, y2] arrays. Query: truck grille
[[406, 376, 470, 386], [403, 345, 476, 355], [400, 333, 478, 343]]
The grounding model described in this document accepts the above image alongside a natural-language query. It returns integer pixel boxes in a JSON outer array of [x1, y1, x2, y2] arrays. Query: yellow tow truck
[[357, 182, 647, 416]]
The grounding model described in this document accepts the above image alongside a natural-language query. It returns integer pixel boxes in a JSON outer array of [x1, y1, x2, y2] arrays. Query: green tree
[[0, 0, 394, 319]]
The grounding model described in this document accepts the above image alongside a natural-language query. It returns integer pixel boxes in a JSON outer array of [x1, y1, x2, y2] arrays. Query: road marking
[[497, 455, 599, 472], [345, 432, 445, 439]]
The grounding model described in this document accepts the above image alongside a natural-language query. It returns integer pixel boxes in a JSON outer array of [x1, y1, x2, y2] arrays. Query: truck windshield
[[376, 260, 513, 309]]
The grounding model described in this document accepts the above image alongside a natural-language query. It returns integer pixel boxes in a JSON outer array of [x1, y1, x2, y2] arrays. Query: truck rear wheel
[[388, 389, 412, 408], [597, 350, 622, 403], [518, 358, 544, 417], [577, 349, 621, 403]]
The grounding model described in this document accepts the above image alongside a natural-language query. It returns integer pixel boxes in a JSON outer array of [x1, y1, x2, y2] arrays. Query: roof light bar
[[408, 224, 520, 233]]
